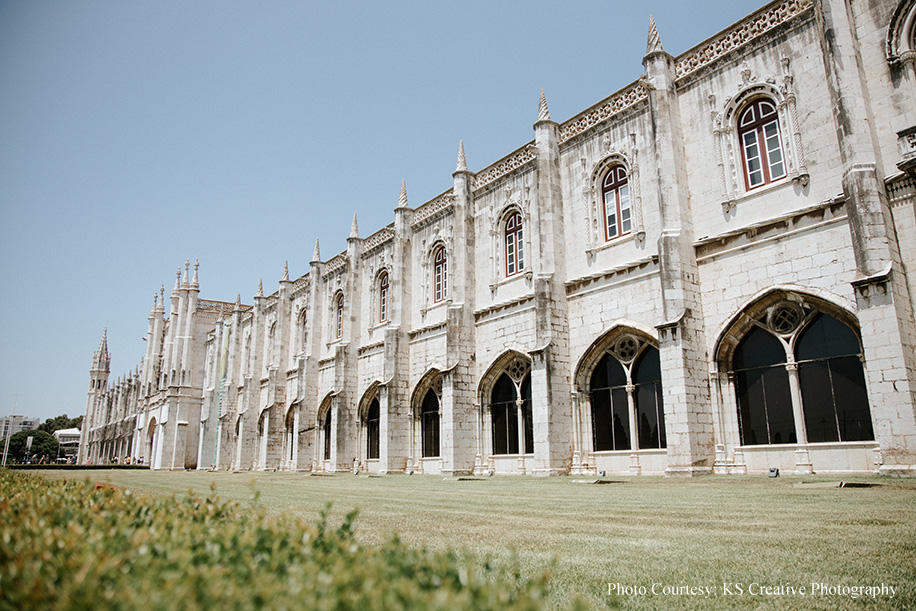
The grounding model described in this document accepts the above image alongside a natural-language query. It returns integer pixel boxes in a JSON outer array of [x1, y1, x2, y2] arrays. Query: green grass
[[39, 470, 916, 610]]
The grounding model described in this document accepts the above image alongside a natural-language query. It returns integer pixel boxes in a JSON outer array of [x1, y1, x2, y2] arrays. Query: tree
[[37, 414, 83, 435], [7, 430, 59, 462]]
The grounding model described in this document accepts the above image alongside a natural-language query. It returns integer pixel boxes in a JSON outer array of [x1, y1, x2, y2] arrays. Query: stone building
[[81, 0, 916, 476]]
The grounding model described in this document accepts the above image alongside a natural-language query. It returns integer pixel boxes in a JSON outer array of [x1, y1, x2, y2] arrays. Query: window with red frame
[[505, 212, 524, 276], [602, 166, 631, 240], [335, 293, 344, 339], [433, 247, 447, 302], [739, 99, 786, 189], [378, 272, 389, 322]]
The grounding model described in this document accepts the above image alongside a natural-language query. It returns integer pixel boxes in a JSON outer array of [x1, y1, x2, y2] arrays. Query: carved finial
[[397, 179, 409, 209], [191, 258, 199, 287], [537, 89, 550, 121], [349, 212, 359, 239], [256, 279, 263, 298], [456, 141, 467, 172], [647, 15, 663, 54], [172, 270, 181, 295], [182, 259, 190, 287], [282, 260, 289, 281], [234, 294, 242, 311], [312, 238, 320, 262]]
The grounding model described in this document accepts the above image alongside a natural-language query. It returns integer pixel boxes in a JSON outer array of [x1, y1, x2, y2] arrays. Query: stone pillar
[[529, 92, 573, 476], [818, 0, 916, 473], [644, 19, 714, 475]]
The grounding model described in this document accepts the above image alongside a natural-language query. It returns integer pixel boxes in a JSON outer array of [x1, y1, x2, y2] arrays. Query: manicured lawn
[[40, 470, 916, 609]]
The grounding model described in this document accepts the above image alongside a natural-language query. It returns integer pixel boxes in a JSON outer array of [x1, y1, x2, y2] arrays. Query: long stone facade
[[81, 0, 916, 476]]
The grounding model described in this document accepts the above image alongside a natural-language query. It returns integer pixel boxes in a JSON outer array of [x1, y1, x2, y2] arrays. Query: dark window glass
[[367, 398, 380, 459], [797, 314, 873, 442], [734, 327, 795, 445], [633, 347, 666, 449], [491, 372, 530, 455], [322, 409, 331, 460], [421, 390, 440, 458], [521, 375, 533, 454], [590, 354, 630, 451]]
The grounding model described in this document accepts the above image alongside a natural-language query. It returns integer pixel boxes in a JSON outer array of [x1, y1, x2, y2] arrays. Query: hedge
[[0, 470, 574, 610]]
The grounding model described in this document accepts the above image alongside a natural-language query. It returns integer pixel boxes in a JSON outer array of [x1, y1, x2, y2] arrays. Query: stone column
[[644, 19, 713, 475]]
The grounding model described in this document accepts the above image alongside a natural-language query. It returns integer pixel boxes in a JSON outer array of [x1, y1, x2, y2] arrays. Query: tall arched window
[[433, 247, 447, 303], [378, 272, 389, 323], [298, 310, 308, 354], [322, 409, 332, 461], [797, 314, 873, 443], [734, 326, 795, 445], [334, 293, 344, 339], [589, 337, 666, 451], [730, 303, 873, 446], [738, 98, 786, 189], [366, 398, 380, 460], [421, 389, 440, 458], [602, 166, 631, 240], [505, 212, 524, 276], [491, 372, 533, 455]]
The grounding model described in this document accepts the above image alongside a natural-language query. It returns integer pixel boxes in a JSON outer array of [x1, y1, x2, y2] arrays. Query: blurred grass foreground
[[0, 469, 561, 611]]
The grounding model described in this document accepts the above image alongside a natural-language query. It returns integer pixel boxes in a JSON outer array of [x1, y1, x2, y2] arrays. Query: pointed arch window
[[366, 398, 380, 460], [378, 272, 389, 323], [602, 166, 631, 240], [491, 372, 533, 455], [505, 212, 525, 276], [322, 409, 332, 461], [298, 310, 308, 354], [589, 338, 666, 451], [738, 99, 786, 189], [433, 247, 447, 303], [797, 314, 872, 443], [335, 293, 344, 339], [421, 389, 440, 458], [730, 304, 873, 446]]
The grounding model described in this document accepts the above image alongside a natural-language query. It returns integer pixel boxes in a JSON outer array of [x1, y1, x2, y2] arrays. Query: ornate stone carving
[[559, 82, 649, 144], [675, 0, 813, 81], [473, 146, 537, 192]]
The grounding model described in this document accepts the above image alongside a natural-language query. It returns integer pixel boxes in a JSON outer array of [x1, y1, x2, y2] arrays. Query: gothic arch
[[887, 0, 916, 64], [411, 368, 443, 416], [573, 321, 659, 392], [358, 381, 383, 420], [478, 349, 531, 401], [713, 286, 859, 369]]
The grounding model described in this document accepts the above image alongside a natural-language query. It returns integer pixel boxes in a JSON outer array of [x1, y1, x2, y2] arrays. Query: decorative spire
[[159, 285, 165, 310], [92, 328, 110, 372], [349, 212, 359, 239], [456, 141, 467, 172], [537, 89, 550, 122], [172, 270, 181, 296], [256, 278, 263, 298], [396, 179, 409, 210], [234, 294, 242, 312], [647, 15, 663, 54], [282, 260, 289, 281], [181, 259, 190, 288], [312, 238, 321, 263], [191, 258, 199, 288]]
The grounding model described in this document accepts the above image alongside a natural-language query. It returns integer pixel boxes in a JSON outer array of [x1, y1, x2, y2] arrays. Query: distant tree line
[[2, 414, 83, 463]]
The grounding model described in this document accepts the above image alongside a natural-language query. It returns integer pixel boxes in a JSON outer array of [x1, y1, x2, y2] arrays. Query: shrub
[[0, 470, 563, 611]]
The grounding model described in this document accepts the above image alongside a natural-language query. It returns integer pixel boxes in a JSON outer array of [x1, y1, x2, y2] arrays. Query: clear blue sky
[[0, 0, 766, 423]]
